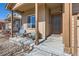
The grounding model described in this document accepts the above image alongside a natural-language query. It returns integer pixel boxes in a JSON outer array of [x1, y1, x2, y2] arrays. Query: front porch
[[5, 3, 75, 56], [45, 3, 73, 55], [25, 34, 70, 56]]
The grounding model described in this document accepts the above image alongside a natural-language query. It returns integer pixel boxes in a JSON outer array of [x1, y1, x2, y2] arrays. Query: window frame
[[27, 15, 35, 29]]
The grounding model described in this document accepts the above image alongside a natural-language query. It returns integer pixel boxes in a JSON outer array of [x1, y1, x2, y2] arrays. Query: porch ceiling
[[46, 3, 62, 9], [12, 3, 35, 13], [72, 3, 79, 14], [46, 3, 63, 15]]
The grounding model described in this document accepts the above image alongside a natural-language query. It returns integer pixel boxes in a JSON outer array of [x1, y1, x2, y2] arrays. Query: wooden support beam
[[69, 3, 72, 54], [11, 10, 13, 37], [63, 3, 72, 54], [35, 3, 39, 45]]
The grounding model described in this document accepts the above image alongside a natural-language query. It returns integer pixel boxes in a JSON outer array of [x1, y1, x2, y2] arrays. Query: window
[[27, 16, 35, 28]]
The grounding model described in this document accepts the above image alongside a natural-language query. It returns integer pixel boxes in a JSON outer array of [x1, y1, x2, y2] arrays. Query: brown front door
[[52, 15, 62, 34]]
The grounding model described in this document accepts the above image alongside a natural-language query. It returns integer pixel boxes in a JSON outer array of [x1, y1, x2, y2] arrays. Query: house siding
[[77, 18, 79, 54], [6, 3, 79, 55], [21, 9, 35, 33], [38, 4, 46, 38]]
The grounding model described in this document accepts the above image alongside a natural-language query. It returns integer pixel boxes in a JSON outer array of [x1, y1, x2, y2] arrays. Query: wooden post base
[[64, 47, 72, 55], [64, 47, 78, 56], [35, 40, 39, 45]]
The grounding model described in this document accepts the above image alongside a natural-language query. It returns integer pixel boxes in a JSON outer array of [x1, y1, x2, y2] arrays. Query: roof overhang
[[46, 3, 62, 9], [12, 3, 35, 13], [6, 3, 15, 10]]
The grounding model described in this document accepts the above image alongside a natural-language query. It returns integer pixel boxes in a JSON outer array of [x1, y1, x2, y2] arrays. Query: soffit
[[46, 3, 62, 9], [12, 3, 35, 13]]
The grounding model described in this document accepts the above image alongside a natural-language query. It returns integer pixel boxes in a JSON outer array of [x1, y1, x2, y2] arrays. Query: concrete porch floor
[[25, 34, 71, 56]]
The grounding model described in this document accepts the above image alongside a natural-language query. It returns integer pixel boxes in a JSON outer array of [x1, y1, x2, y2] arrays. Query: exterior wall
[[0, 30, 2, 32], [37, 4, 62, 38], [0, 23, 2, 32], [38, 4, 46, 39], [8, 23, 11, 29], [21, 9, 35, 33], [7, 22, 11, 30], [72, 14, 79, 55], [6, 19, 21, 31], [37, 4, 63, 38], [0, 22, 5, 32], [73, 4, 79, 14], [6, 13, 21, 32], [71, 4, 79, 55], [77, 14, 79, 55], [71, 15, 75, 55], [49, 6, 62, 35]]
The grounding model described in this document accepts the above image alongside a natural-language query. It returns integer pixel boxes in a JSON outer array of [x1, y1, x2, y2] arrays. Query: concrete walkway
[[25, 34, 71, 56]]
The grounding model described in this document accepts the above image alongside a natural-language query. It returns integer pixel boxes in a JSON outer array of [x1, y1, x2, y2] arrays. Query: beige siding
[[72, 16, 74, 47], [77, 14, 79, 55], [38, 4, 46, 38], [72, 14, 79, 55], [77, 27, 79, 47], [71, 16, 75, 55], [22, 9, 35, 33], [8, 23, 11, 29]]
